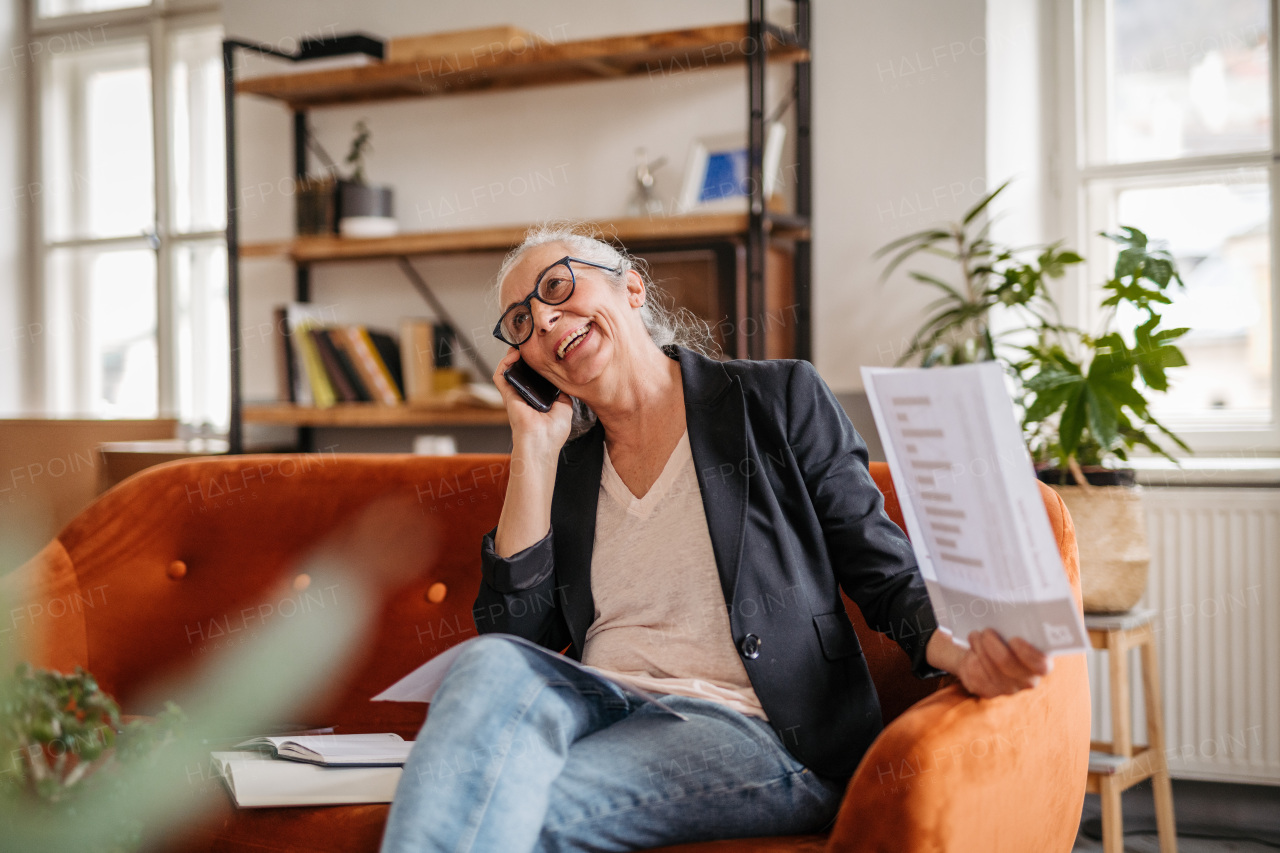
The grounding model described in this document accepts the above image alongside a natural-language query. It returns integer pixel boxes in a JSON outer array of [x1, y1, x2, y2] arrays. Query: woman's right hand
[[493, 347, 574, 458], [492, 347, 572, 558]]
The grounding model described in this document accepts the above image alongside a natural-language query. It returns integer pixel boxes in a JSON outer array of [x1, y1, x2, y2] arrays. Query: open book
[[212, 751, 402, 808], [233, 732, 412, 766]]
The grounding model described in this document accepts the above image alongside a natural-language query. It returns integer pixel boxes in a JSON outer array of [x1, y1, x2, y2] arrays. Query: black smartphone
[[503, 358, 561, 412]]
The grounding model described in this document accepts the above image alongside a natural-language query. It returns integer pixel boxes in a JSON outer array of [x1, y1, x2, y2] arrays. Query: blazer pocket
[[813, 611, 863, 660]]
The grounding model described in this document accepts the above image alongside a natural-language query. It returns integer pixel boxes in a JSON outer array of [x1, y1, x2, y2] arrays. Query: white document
[[372, 634, 687, 719], [862, 362, 1088, 656], [211, 750, 402, 808]]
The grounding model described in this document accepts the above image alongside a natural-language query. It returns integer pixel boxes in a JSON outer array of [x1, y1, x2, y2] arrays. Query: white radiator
[[1086, 487, 1280, 785]]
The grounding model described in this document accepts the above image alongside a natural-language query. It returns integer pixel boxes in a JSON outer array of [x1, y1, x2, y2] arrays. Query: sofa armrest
[[826, 650, 1090, 853], [0, 539, 89, 674]]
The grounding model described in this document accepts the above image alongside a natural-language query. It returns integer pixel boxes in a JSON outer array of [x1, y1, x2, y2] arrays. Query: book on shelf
[[318, 328, 373, 402], [212, 750, 403, 808], [280, 306, 307, 406], [329, 325, 389, 404], [272, 304, 412, 408], [349, 326, 404, 405], [310, 328, 360, 403], [282, 303, 340, 407], [234, 732, 411, 766], [355, 326, 404, 404], [294, 321, 338, 408], [272, 306, 296, 404], [368, 329, 405, 398], [400, 319, 436, 405]]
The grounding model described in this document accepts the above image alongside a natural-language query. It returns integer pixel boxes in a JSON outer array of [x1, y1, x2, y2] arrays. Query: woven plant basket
[[1048, 482, 1150, 613]]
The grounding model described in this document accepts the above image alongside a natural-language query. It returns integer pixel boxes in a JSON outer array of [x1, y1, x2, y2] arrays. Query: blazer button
[[740, 633, 761, 660]]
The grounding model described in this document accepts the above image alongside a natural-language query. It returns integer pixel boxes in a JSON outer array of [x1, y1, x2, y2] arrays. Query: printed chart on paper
[[863, 363, 1087, 656]]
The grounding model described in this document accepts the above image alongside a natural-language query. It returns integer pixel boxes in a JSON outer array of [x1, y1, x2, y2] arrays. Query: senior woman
[[380, 226, 1050, 853]]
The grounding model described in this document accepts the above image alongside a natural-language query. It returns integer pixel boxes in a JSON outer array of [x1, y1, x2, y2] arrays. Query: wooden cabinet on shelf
[[224, 8, 812, 452]]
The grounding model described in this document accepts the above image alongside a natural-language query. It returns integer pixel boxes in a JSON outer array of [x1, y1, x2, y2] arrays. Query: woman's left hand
[[927, 627, 1052, 698], [958, 629, 1052, 698]]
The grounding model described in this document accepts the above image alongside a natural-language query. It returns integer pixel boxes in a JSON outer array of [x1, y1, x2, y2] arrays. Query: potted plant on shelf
[[336, 119, 397, 238], [875, 183, 1191, 612]]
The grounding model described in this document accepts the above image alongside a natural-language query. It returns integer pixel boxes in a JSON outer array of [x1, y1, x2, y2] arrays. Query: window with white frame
[[1064, 0, 1274, 452], [30, 0, 226, 429]]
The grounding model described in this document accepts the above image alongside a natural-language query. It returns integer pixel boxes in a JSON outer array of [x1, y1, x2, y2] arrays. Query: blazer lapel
[[551, 423, 604, 654], [676, 348, 749, 607]]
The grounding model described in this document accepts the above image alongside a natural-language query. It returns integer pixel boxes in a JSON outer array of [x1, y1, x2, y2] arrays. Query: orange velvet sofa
[[5, 453, 1090, 852]]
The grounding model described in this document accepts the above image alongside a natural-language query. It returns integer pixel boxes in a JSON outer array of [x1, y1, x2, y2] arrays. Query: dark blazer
[[474, 345, 942, 779]]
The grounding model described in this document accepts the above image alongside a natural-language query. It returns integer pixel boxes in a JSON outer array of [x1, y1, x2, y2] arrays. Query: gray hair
[[496, 222, 718, 437]]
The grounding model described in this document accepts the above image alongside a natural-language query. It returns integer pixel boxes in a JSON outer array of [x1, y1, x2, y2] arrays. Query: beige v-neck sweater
[[581, 431, 767, 720]]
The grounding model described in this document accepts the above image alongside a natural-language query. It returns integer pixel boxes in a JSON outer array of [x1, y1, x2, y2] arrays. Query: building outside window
[[28, 0, 226, 429]]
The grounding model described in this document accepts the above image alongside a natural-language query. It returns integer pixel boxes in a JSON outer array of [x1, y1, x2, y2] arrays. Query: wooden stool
[[1085, 608, 1178, 853]]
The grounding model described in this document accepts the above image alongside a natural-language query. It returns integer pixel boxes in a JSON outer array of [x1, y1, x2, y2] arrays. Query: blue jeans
[[379, 634, 846, 853]]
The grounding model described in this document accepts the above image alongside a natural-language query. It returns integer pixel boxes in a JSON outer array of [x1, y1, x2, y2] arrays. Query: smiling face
[[497, 241, 647, 396]]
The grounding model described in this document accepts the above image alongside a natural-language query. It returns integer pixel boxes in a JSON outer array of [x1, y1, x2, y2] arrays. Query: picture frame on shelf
[[677, 121, 786, 213]]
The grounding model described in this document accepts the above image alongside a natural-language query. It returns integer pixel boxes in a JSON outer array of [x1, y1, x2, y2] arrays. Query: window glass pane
[[36, 0, 150, 17], [173, 240, 228, 429], [46, 245, 157, 417], [1106, 0, 1269, 163], [170, 25, 226, 233], [1108, 176, 1270, 420], [42, 37, 154, 241]]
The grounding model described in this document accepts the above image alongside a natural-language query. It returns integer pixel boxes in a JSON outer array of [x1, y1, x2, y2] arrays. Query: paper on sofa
[[372, 633, 687, 719]]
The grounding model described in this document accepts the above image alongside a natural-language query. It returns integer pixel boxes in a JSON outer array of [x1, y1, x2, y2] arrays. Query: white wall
[[985, 0, 1050, 248], [981, 0, 1057, 349], [0, 2, 27, 414], [224, 0, 991, 398], [812, 1, 988, 387]]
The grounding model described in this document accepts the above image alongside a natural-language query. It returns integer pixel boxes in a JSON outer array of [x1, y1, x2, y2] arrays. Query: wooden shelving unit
[[224, 5, 812, 453]]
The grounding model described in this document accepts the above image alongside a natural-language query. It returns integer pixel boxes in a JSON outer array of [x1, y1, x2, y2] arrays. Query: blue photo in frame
[[679, 123, 786, 213], [699, 148, 749, 203]]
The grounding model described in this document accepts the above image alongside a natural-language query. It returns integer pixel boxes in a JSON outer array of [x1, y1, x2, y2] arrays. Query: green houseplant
[[1016, 226, 1191, 483], [874, 180, 1084, 368], [875, 182, 1190, 477], [875, 182, 1191, 612]]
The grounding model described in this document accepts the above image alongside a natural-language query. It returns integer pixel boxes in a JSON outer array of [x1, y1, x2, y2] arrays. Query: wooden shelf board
[[236, 24, 808, 107], [236, 212, 804, 263], [243, 403, 510, 428], [239, 240, 295, 259]]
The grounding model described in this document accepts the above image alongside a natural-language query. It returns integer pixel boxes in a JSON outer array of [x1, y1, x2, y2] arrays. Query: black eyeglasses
[[493, 256, 621, 347]]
